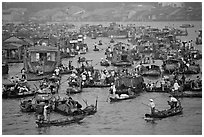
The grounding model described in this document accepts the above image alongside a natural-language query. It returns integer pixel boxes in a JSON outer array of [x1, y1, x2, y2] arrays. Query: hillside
[[2, 2, 202, 23]]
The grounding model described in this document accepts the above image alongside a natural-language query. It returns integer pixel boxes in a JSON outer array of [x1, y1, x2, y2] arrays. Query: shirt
[[170, 97, 178, 102], [173, 82, 180, 90], [149, 102, 155, 108]]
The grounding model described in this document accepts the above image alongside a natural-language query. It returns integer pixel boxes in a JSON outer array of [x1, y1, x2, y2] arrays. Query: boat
[[98, 40, 102, 45], [35, 115, 85, 128], [66, 86, 82, 94], [163, 59, 180, 74], [2, 62, 9, 74], [183, 64, 200, 74], [145, 101, 183, 119], [111, 61, 132, 67], [110, 94, 138, 102], [54, 97, 98, 116], [180, 24, 194, 28], [140, 64, 161, 77], [93, 48, 100, 51], [171, 91, 202, 98], [111, 42, 133, 67], [82, 82, 111, 88], [100, 60, 110, 67], [20, 99, 35, 112], [110, 39, 115, 43], [109, 75, 145, 102], [60, 69, 72, 75], [2, 81, 35, 99], [24, 44, 61, 75]]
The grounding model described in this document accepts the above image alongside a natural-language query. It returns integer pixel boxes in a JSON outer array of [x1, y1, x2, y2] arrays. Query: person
[[43, 101, 50, 121], [168, 95, 178, 109], [194, 76, 201, 88], [21, 68, 26, 80], [173, 80, 180, 93], [15, 75, 20, 83], [149, 99, 155, 115], [10, 77, 15, 83], [55, 67, 60, 76]]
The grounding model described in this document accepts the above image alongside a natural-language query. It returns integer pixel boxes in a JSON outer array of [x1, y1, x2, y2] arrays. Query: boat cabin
[[24, 45, 61, 74]]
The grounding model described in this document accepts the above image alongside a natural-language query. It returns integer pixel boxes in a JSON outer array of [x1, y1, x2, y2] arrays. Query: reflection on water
[[2, 21, 202, 135]]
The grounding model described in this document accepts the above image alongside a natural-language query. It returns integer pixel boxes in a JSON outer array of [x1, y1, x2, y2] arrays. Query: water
[[2, 21, 202, 135]]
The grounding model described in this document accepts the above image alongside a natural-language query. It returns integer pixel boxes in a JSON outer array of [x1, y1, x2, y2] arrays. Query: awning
[[3, 43, 23, 50]]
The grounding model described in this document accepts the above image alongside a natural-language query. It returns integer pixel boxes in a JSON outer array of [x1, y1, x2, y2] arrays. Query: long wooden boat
[[2, 82, 35, 99], [82, 82, 111, 88], [111, 61, 132, 67], [35, 115, 85, 128], [66, 86, 82, 94], [54, 98, 98, 116], [145, 102, 183, 119], [110, 94, 138, 102], [171, 91, 202, 98]]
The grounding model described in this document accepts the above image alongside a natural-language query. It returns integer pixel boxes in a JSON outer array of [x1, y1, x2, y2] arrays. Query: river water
[[2, 21, 202, 135]]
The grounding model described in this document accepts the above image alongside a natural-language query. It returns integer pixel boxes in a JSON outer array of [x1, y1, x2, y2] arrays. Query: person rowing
[[148, 99, 156, 115], [168, 95, 178, 109]]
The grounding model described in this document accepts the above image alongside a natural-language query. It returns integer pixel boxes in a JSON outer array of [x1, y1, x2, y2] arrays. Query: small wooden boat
[[180, 24, 194, 28], [183, 64, 200, 74], [35, 115, 85, 128], [100, 60, 110, 66], [110, 39, 115, 43], [111, 61, 132, 67], [171, 91, 202, 98], [66, 86, 82, 94], [2, 82, 35, 99], [145, 102, 183, 119], [60, 69, 72, 75], [54, 97, 98, 116], [20, 99, 35, 112], [93, 48, 100, 51], [2, 62, 9, 74], [82, 82, 111, 88], [110, 94, 138, 102]]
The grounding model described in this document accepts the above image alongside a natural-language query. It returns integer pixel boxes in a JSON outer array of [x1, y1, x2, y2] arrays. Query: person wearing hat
[[149, 99, 155, 115], [168, 95, 178, 109]]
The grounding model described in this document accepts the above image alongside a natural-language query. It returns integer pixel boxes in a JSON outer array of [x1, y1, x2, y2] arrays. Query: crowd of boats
[[2, 21, 202, 127]]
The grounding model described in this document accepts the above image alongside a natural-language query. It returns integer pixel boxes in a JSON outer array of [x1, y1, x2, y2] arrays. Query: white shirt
[[174, 82, 180, 90], [170, 97, 178, 102], [149, 102, 155, 108]]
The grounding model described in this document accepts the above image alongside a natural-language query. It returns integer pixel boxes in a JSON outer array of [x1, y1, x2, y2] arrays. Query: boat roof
[[28, 45, 58, 52]]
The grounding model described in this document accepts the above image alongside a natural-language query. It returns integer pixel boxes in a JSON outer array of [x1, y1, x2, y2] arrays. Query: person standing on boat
[[168, 95, 178, 109], [173, 80, 180, 93], [149, 99, 155, 115], [21, 68, 26, 80], [54, 67, 60, 76], [43, 101, 50, 121]]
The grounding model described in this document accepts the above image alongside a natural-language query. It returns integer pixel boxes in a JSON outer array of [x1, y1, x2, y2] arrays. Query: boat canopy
[[28, 45, 58, 52]]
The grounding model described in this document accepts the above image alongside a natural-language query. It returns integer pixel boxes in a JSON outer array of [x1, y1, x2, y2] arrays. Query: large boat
[[140, 64, 161, 77], [24, 45, 61, 75], [109, 75, 145, 102], [163, 59, 180, 74], [111, 42, 133, 67]]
